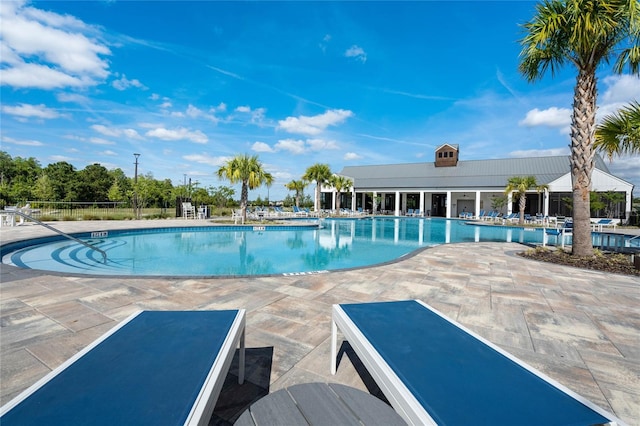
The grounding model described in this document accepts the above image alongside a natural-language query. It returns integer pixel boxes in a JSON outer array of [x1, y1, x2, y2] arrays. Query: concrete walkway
[[1, 220, 638, 424]]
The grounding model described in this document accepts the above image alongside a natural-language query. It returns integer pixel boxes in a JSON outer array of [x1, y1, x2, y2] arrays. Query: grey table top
[[234, 382, 406, 426]]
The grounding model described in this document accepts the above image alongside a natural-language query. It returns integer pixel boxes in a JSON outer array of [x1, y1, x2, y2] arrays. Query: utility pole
[[134, 153, 140, 219]]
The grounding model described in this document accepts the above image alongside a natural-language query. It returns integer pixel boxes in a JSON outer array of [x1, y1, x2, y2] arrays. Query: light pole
[[134, 153, 140, 219]]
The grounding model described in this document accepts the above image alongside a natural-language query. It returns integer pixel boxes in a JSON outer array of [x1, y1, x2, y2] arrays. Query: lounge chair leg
[[331, 320, 337, 374], [239, 328, 245, 385]]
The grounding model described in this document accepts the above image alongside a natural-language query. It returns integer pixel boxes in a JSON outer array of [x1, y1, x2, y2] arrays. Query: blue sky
[[2, 0, 639, 201]]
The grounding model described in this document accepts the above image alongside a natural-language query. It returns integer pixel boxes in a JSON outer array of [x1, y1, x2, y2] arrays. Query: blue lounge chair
[[592, 218, 616, 232], [1, 310, 246, 426], [545, 220, 573, 248], [331, 300, 621, 426]]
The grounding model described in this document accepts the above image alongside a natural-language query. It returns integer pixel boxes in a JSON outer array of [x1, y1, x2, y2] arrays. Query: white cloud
[[99, 150, 118, 156], [251, 141, 274, 153], [0, 0, 111, 89], [604, 155, 640, 187], [345, 45, 367, 63], [185, 104, 219, 123], [112, 74, 146, 91], [49, 154, 74, 162], [2, 103, 60, 119], [275, 139, 306, 154], [344, 152, 362, 160], [306, 138, 338, 151], [57, 92, 89, 103], [91, 124, 143, 140], [519, 107, 571, 128], [235, 105, 267, 125], [145, 127, 208, 144], [89, 137, 114, 145], [509, 148, 569, 158], [183, 153, 227, 166], [1, 135, 44, 146], [600, 75, 640, 104], [278, 109, 353, 135]]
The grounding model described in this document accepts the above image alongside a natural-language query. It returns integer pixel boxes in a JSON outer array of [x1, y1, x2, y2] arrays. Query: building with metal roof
[[321, 144, 634, 222]]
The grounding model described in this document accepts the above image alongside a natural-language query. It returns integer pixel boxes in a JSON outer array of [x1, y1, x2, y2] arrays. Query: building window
[[438, 152, 443, 158]]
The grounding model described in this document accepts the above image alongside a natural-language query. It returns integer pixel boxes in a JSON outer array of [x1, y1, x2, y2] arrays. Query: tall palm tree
[[504, 176, 549, 225], [302, 163, 332, 212], [595, 101, 640, 159], [217, 154, 273, 224], [285, 179, 308, 208], [519, 0, 639, 256], [329, 174, 353, 211]]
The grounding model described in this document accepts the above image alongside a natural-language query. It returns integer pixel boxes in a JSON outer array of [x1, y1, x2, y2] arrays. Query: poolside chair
[[1, 310, 246, 426], [182, 202, 196, 219], [544, 220, 573, 248], [592, 218, 616, 232], [331, 300, 621, 426]]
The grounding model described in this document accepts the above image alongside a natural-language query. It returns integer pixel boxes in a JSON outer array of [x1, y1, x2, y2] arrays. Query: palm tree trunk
[[570, 69, 597, 257], [241, 182, 248, 224]]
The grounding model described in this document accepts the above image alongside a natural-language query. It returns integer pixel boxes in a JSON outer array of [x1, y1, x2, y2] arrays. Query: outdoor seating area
[[0, 221, 637, 425]]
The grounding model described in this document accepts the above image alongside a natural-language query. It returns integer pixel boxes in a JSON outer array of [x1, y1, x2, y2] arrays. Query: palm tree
[[285, 179, 308, 208], [519, 0, 639, 256], [329, 174, 353, 211], [302, 163, 332, 212], [595, 101, 640, 159], [504, 176, 549, 225], [217, 154, 273, 224]]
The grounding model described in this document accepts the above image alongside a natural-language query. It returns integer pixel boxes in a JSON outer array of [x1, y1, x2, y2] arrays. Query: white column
[[507, 193, 513, 215], [475, 191, 481, 217], [395, 191, 400, 216], [419, 191, 425, 216], [332, 191, 336, 211], [446, 191, 452, 218], [373, 191, 378, 214], [351, 190, 356, 212], [544, 189, 550, 217]]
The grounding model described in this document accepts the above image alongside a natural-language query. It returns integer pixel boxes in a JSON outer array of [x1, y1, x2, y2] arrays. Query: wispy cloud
[[112, 74, 146, 91], [278, 109, 353, 135], [1, 135, 44, 146], [2, 103, 61, 119], [345, 45, 367, 63], [145, 127, 208, 144]]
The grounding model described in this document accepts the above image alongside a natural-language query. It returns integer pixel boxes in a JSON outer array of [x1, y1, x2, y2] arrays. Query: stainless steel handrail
[[4, 211, 108, 263]]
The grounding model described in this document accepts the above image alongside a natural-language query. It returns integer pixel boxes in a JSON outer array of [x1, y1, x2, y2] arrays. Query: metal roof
[[338, 155, 611, 190]]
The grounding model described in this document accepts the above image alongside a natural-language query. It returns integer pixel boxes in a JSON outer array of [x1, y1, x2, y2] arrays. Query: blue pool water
[[1, 217, 624, 277]]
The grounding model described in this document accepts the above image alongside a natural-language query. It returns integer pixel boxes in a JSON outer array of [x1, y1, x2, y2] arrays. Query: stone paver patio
[[1, 220, 638, 424]]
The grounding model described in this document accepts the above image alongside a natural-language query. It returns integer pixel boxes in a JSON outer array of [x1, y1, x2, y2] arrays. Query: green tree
[[43, 162, 77, 201], [75, 164, 112, 201], [519, 0, 639, 256], [209, 185, 236, 208], [285, 179, 308, 208], [504, 176, 549, 225], [217, 154, 273, 223], [594, 101, 640, 159], [302, 163, 332, 212], [33, 174, 56, 201], [329, 174, 353, 211]]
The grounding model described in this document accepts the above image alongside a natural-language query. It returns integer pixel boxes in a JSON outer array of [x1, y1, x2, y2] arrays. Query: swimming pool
[[0, 217, 621, 277]]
